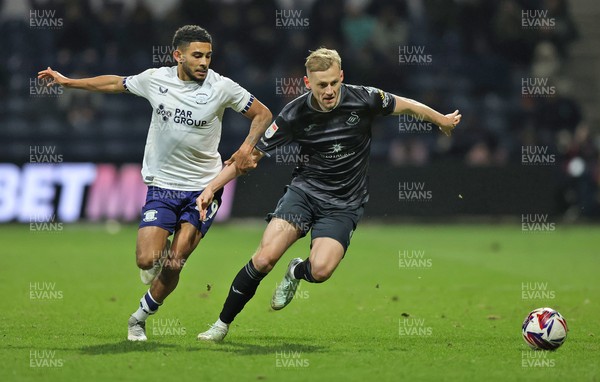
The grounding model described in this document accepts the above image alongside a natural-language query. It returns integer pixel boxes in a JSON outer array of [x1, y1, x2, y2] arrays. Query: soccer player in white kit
[[37, 25, 272, 341]]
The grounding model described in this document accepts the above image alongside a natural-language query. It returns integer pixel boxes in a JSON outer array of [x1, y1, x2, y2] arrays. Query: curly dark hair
[[172, 25, 212, 49]]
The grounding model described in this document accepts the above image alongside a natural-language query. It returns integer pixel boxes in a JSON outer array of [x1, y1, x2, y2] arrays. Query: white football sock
[[132, 290, 161, 321]]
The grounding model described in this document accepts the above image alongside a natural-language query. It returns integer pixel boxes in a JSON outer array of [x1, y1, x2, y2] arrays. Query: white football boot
[[197, 322, 229, 342], [271, 258, 303, 310], [127, 315, 147, 341]]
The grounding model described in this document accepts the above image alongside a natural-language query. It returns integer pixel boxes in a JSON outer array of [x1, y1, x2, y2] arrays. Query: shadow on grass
[[75, 336, 326, 356], [193, 336, 326, 356], [79, 340, 182, 355]]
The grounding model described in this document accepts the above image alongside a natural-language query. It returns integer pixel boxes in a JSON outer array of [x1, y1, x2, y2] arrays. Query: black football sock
[[219, 259, 267, 324], [293, 258, 324, 283]]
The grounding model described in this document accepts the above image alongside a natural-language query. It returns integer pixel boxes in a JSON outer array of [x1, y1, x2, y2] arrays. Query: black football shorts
[[266, 185, 364, 252]]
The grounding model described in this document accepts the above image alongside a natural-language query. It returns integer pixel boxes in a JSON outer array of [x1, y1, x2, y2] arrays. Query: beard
[[181, 62, 205, 83]]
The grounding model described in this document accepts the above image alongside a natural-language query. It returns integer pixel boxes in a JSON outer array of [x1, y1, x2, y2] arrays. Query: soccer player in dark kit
[[195, 48, 461, 341]]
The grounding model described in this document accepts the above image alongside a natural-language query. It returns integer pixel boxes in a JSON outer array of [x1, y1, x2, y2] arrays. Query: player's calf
[[198, 258, 268, 341], [160, 253, 187, 273], [292, 258, 330, 283]]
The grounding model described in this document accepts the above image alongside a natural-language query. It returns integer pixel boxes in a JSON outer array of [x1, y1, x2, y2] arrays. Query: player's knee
[[135, 250, 156, 270], [252, 252, 277, 273], [310, 265, 333, 282], [311, 268, 333, 283]]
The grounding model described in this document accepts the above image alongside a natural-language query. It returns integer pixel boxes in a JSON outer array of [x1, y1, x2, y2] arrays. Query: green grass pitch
[[1, 223, 598, 381]]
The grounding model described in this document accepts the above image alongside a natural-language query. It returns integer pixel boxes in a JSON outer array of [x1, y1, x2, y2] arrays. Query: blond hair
[[305, 48, 342, 72]]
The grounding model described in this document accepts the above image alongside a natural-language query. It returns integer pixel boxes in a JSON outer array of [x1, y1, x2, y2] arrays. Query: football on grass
[[522, 307, 568, 350]]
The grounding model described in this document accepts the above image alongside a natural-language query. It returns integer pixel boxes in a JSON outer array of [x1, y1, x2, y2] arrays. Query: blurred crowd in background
[[0, 0, 598, 217]]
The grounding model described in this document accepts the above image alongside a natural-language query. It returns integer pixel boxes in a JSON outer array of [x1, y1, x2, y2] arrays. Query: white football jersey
[[124, 66, 253, 190]]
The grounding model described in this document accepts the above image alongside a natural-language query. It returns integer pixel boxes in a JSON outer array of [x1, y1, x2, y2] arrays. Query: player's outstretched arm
[[196, 149, 265, 220], [392, 95, 461, 136], [225, 99, 272, 174], [37, 67, 126, 93]]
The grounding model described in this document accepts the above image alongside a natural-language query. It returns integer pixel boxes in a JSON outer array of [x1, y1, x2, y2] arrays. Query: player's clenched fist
[[438, 109, 462, 137]]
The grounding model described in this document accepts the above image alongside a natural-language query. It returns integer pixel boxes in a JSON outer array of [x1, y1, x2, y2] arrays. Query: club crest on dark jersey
[[345, 111, 360, 126]]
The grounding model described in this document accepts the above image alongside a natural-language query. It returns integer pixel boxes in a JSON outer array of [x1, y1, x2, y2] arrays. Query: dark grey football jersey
[[256, 84, 396, 206]]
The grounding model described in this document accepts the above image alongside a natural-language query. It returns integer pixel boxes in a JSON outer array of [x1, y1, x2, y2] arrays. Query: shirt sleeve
[[220, 77, 254, 114], [123, 68, 157, 99], [364, 86, 396, 116], [255, 115, 294, 157]]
